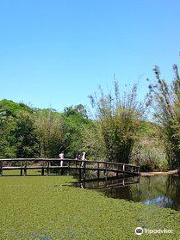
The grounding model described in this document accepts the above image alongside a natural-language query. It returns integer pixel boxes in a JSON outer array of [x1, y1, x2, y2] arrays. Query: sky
[[0, 0, 180, 112]]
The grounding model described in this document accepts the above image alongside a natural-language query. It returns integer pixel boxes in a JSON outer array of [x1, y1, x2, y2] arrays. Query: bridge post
[[116, 163, 119, 177], [97, 162, 100, 178], [105, 162, 108, 179], [47, 161, 50, 176], [61, 165, 64, 176], [0, 161, 3, 176], [24, 161, 27, 176], [123, 164, 125, 177], [41, 160, 44, 176], [79, 168, 82, 181], [20, 160, 23, 176], [42, 167, 44, 176], [75, 159, 78, 168], [83, 160, 86, 180], [137, 166, 140, 175], [67, 160, 70, 176]]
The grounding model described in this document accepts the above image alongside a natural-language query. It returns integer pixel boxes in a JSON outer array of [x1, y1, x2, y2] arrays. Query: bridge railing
[[0, 158, 140, 176]]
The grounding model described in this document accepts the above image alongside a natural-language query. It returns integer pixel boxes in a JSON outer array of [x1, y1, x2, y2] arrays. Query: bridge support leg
[[0, 161, 3, 176], [83, 168, 86, 181], [24, 167, 27, 176], [97, 163, 100, 178], [79, 168, 82, 181], [66, 160, 70, 176], [42, 167, 44, 176], [105, 163, 108, 179], [47, 161, 50, 176], [123, 164, 125, 177], [97, 170, 100, 178], [24, 161, 27, 176]]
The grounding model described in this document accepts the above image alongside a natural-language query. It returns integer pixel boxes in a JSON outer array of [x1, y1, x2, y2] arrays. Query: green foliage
[[148, 64, 180, 169], [0, 100, 93, 160], [0, 100, 38, 158], [81, 121, 106, 160], [34, 109, 65, 158], [139, 120, 158, 137], [62, 106, 91, 158], [132, 138, 168, 172], [89, 82, 144, 163], [0, 116, 17, 158], [13, 112, 39, 158], [131, 121, 168, 171], [0, 99, 32, 117]]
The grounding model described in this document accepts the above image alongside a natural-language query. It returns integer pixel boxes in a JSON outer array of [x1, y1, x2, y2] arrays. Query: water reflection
[[74, 175, 180, 211], [144, 196, 172, 208]]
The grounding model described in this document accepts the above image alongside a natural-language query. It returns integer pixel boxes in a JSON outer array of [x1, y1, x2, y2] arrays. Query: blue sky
[[0, 0, 180, 112]]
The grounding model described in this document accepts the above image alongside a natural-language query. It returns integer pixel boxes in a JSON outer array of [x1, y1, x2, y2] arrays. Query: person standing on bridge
[[81, 152, 86, 167], [75, 153, 80, 160], [59, 151, 64, 167]]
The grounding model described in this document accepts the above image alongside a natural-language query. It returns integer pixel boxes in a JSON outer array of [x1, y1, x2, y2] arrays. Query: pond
[[74, 175, 180, 211]]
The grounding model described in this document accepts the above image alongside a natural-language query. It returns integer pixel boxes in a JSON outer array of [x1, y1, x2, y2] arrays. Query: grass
[[0, 174, 180, 240]]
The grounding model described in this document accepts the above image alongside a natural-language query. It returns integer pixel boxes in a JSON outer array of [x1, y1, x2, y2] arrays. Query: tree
[[34, 109, 65, 158], [62, 105, 91, 158], [89, 82, 144, 163], [0, 115, 17, 158], [81, 120, 106, 160], [0, 100, 37, 158], [148, 64, 180, 169], [13, 112, 39, 158]]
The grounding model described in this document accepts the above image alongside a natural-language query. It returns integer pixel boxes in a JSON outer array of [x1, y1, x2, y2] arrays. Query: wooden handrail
[[0, 158, 140, 179], [0, 158, 140, 168]]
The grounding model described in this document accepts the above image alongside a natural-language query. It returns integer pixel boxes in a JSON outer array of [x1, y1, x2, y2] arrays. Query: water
[[74, 175, 180, 211]]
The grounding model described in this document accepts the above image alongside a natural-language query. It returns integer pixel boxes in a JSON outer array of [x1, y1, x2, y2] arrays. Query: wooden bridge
[[0, 158, 140, 180]]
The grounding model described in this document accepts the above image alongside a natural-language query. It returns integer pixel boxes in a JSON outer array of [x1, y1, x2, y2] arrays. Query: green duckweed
[[0, 175, 180, 240]]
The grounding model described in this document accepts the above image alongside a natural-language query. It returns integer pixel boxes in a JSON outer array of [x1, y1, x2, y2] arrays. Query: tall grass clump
[[89, 81, 144, 163], [148, 63, 180, 169]]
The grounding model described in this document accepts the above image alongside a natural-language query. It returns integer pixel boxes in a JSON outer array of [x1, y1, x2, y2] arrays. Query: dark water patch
[[72, 176, 139, 189], [72, 175, 180, 211]]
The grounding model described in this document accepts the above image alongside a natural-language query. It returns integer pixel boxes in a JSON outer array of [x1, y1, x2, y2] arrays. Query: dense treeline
[[0, 100, 91, 159], [1, 61, 180, 171]]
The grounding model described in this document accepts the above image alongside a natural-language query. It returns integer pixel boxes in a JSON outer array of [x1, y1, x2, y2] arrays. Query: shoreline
[[140, 169, 179, 176]]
